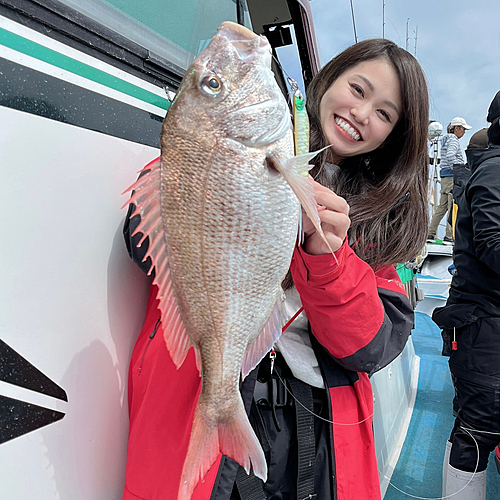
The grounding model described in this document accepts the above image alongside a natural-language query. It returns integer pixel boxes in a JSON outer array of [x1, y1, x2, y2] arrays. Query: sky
[[277, 0, 500, 142]]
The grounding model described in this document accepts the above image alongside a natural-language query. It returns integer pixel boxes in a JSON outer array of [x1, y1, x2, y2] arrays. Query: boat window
[[57, 0, 252, 71], [274, 24, 305, 94]]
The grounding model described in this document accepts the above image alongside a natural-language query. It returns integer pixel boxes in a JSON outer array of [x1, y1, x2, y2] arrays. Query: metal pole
[[406, 18, 409, 50], [382, 1, 385, 38], [349, 0, 358, 43], [432, 139, 439, 209]]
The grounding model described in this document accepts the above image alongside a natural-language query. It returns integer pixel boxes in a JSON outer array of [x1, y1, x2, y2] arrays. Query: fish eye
[[200, 75, 223, 96]]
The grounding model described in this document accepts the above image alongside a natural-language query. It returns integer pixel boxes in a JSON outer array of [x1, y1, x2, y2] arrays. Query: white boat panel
[[425, 244, 454, 257], [372, 337, 420, 497], [0, 106, 155, 499]]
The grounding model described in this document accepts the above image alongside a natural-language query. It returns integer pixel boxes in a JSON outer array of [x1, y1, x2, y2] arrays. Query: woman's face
[[319, 58, 402, 163]]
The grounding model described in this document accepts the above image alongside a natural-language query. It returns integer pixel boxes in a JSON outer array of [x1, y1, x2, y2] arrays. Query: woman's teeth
[[335, 117, 361, 141]]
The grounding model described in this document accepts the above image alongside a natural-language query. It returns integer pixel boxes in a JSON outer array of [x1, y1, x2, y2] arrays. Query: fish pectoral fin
[[268, 147, 337, 258], [124, 157, 194, 370], [241, 295, 285, 379]]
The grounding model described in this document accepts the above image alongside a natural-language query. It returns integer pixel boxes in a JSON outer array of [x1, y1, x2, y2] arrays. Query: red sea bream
[[125, 21, 329, 500]]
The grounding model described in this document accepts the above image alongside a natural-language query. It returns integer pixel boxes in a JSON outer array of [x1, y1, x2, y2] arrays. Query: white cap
[[450, 117, 472, 130]]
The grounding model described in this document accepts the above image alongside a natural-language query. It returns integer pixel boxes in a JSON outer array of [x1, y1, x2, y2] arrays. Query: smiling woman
[[306, 38, 429, 269], [319, 58, 402, 163]]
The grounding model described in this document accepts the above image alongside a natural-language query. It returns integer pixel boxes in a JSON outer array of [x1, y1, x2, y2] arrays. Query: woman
[[122, 38, 429, 500]]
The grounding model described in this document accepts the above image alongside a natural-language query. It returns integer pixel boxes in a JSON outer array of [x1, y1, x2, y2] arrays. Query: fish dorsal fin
[[123, 158, 194, 371], [241, 292, 285, 379], [268, 148, 337, 259]]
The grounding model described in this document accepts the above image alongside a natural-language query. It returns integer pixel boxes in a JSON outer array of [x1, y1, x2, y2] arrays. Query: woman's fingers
[[317, 208, 350, 230], [308, 176, 350, 215], [315, 191, 350, 216], [301, 176, 351, 254], [302, 205, 350, 255]]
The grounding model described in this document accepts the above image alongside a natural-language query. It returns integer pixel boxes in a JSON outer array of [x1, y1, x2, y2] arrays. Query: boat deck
[[383, 312, 500, 499]]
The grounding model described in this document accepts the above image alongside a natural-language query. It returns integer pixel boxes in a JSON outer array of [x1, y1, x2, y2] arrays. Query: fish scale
[[124, 21, 333, 500]]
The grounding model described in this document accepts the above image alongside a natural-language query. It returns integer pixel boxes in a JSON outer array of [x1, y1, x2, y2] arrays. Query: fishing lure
[[288, 78, 337, 261], [289, 77, 310, 157]]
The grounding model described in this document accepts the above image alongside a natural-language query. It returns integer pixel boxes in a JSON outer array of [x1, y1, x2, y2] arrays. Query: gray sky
[[279, 0, 500, 142]]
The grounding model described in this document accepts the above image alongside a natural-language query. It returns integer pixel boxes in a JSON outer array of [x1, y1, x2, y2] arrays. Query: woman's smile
[[334, 116, 362, 141], [319, 57, 402, 164]]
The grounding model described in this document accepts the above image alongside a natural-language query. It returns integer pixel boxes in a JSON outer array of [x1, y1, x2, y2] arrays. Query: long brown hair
[[306, 38, 429, 269]]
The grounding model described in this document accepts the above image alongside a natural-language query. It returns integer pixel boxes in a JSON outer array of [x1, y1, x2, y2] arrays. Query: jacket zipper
[[138, 317, 160, 374], [324, 384, 338, 500]]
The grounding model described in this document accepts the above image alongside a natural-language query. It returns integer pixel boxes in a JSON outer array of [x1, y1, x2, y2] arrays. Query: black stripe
[[311, 332, 360, 389], [0, 395, 65, 444], [0, 57, 163, 147], [0, 339, 67, 402]]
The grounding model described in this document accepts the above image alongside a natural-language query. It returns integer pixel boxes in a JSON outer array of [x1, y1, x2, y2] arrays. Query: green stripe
[[0, 27, 170, 111]]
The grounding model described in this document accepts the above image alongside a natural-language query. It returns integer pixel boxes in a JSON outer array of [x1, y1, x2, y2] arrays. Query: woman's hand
[[302, 178, 350, 255]]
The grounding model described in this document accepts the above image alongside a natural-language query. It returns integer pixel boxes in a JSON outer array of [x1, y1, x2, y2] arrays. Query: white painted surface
[[415, 296, 448, 317], [372, 338, 420, 498], [417, 277, 452, 300], [0, 106, 157, 499], [426, 244, 454, 257], [416, 253, 453, 317]]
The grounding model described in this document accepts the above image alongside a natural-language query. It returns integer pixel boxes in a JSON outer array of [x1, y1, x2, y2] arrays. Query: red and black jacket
[[122, 197, 413, 500], [289, 241, 412, 500]]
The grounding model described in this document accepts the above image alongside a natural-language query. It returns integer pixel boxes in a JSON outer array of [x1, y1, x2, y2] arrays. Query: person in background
[[449, 127, 489, 232], [427, 116, 471, 244], [433, 90, 500, 500], [122, 38, 430, 500], [427, 120, 443, 164], [440, 127, 489, 358], [467, 127, 489, 149], [427, 120, 441, 163]]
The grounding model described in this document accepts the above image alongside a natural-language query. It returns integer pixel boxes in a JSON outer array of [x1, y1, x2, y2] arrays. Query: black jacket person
[[433, 90, 500, 500]]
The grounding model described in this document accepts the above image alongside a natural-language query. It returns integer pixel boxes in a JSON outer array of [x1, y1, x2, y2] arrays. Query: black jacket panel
[[447, 145, 500, 315]]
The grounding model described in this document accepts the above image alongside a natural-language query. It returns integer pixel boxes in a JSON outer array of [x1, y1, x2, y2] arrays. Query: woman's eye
[[351, 84, 364, 96], [378, 109, 391, 122], [200, 75, 223, 96]]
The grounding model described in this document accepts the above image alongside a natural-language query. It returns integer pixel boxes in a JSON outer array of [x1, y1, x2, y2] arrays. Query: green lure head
[[294, 91, 305, 111]]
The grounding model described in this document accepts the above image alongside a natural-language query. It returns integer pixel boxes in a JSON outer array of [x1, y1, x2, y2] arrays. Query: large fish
[[125, 21, 331, 500]]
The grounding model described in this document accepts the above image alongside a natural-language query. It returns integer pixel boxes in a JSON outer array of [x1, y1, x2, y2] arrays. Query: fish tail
[[178, 403, 267, 500], [178, 406, 220, 500], [218, 404, 267, 480]]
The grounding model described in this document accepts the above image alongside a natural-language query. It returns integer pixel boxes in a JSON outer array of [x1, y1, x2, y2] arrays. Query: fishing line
[[271, 53, 300, 107], [274, 348, 491, 499], [383, 426, 481, 499], [460, 426, 500, 436], [273, 367, 374, 426]]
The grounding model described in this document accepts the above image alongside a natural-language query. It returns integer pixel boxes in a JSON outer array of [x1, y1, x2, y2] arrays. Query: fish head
[[166, 21, 291, 149]]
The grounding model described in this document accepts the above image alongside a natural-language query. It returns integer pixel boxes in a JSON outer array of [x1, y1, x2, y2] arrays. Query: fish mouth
[[217, 21, 271, 63]]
